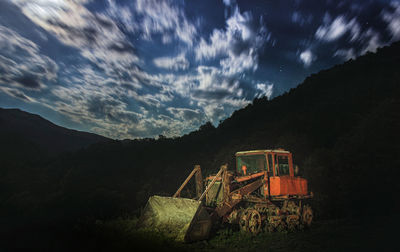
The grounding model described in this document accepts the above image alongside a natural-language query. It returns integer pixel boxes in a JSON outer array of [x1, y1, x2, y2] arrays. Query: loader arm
[[173, 165, 202, 198], [213, 178, 264, 218]]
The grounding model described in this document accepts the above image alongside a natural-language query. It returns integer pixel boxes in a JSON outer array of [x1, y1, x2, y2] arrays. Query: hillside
[[0, 108, 110, 158], [1, 41, 400, 250]]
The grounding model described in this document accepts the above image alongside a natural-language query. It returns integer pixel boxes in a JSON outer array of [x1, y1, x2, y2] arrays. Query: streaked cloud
[[153, 53, 189, 71], [0, 86, 36, 102], [334, 48, 356, 60], [255, 83, 274, 99], [291, 11, 313, 26], [0, 25, 58, 90], [222, 0, 235, 6], [12, 0, 139, 78], [134, 0, 198, 46], [195, 6, 269, 76], [315, 14, 360, 42], [299, 49, 315, 67], [382, 1, 400, 41]]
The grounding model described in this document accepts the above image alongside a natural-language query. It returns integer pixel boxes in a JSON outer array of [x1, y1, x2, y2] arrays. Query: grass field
[[70, 215, 397, 252]]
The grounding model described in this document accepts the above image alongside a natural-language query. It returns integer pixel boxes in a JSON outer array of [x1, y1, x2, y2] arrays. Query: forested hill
[[1, 41, 400, 250], [217, 41, 400, 160]]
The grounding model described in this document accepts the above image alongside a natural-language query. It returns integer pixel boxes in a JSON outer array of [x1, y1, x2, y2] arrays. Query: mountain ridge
[[0, 107, 110, 156]]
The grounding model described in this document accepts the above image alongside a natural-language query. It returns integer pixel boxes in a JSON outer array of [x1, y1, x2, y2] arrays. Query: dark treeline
[[1, 42, 400, 250]]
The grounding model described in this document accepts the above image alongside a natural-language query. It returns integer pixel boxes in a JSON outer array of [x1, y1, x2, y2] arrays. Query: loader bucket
[[137, 195, 212, 242]]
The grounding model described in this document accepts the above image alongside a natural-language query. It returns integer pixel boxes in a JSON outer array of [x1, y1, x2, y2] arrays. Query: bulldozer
[[137, 149, 313, 242]]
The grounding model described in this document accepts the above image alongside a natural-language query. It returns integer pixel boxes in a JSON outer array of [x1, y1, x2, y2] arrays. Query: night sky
[[0, 0, 399, 139]]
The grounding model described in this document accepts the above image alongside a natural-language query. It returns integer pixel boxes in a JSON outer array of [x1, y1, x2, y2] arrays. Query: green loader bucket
[[137, 195, 212, 242]]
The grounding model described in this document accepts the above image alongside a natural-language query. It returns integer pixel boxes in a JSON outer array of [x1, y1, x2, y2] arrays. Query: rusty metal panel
[[195, 165, 203, 199], [205, 181, 224, 207]]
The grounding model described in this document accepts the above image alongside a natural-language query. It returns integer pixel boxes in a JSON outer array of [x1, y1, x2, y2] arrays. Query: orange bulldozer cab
[[235, 149, 308, 198]]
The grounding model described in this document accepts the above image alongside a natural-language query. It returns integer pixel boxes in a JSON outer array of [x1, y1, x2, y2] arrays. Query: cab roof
[[235, 149, 290, 156]]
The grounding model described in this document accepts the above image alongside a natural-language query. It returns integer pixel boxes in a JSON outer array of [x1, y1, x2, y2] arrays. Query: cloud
[[202, 103, 225, 122], [108, 41, 136, 54], [255, 83, 273, 99], [334, 27, 383, 60], [0, 25, 58, 90], [220, 48, 259, 76], [47, 83, 145, 139], [0, 86, 35, 102], [299, 49, 315, 67], [42, 63, 181, 139], [133, 0, 197, 46], [381, 1, 400, 41], [360, 28, 382, 54], [151, 64, 251, 124], [107, 0, 198, 46], [314, 11, 387, 61], [153, 53, 189, 71], [162, 65, 242, 99], [86, 96, 140, 124], [195, 6, 269, 76], [315, 14, 360, 42], [223, 0, 236, 6], [12, 0, 139, 79], [334, 48, 356, 60], [167, 107, 205, 122], [105, 0, 134, 32], [326, 1, 400, 62], [192, 89, 232, 100], [291, 11, 313, 26]]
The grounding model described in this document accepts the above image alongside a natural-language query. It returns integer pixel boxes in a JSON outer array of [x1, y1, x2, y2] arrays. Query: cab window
[[267, 154, 273, 176], [274, 155, 278, 176], [277, 155, 290, 176], [236, 155, 266, 175]]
